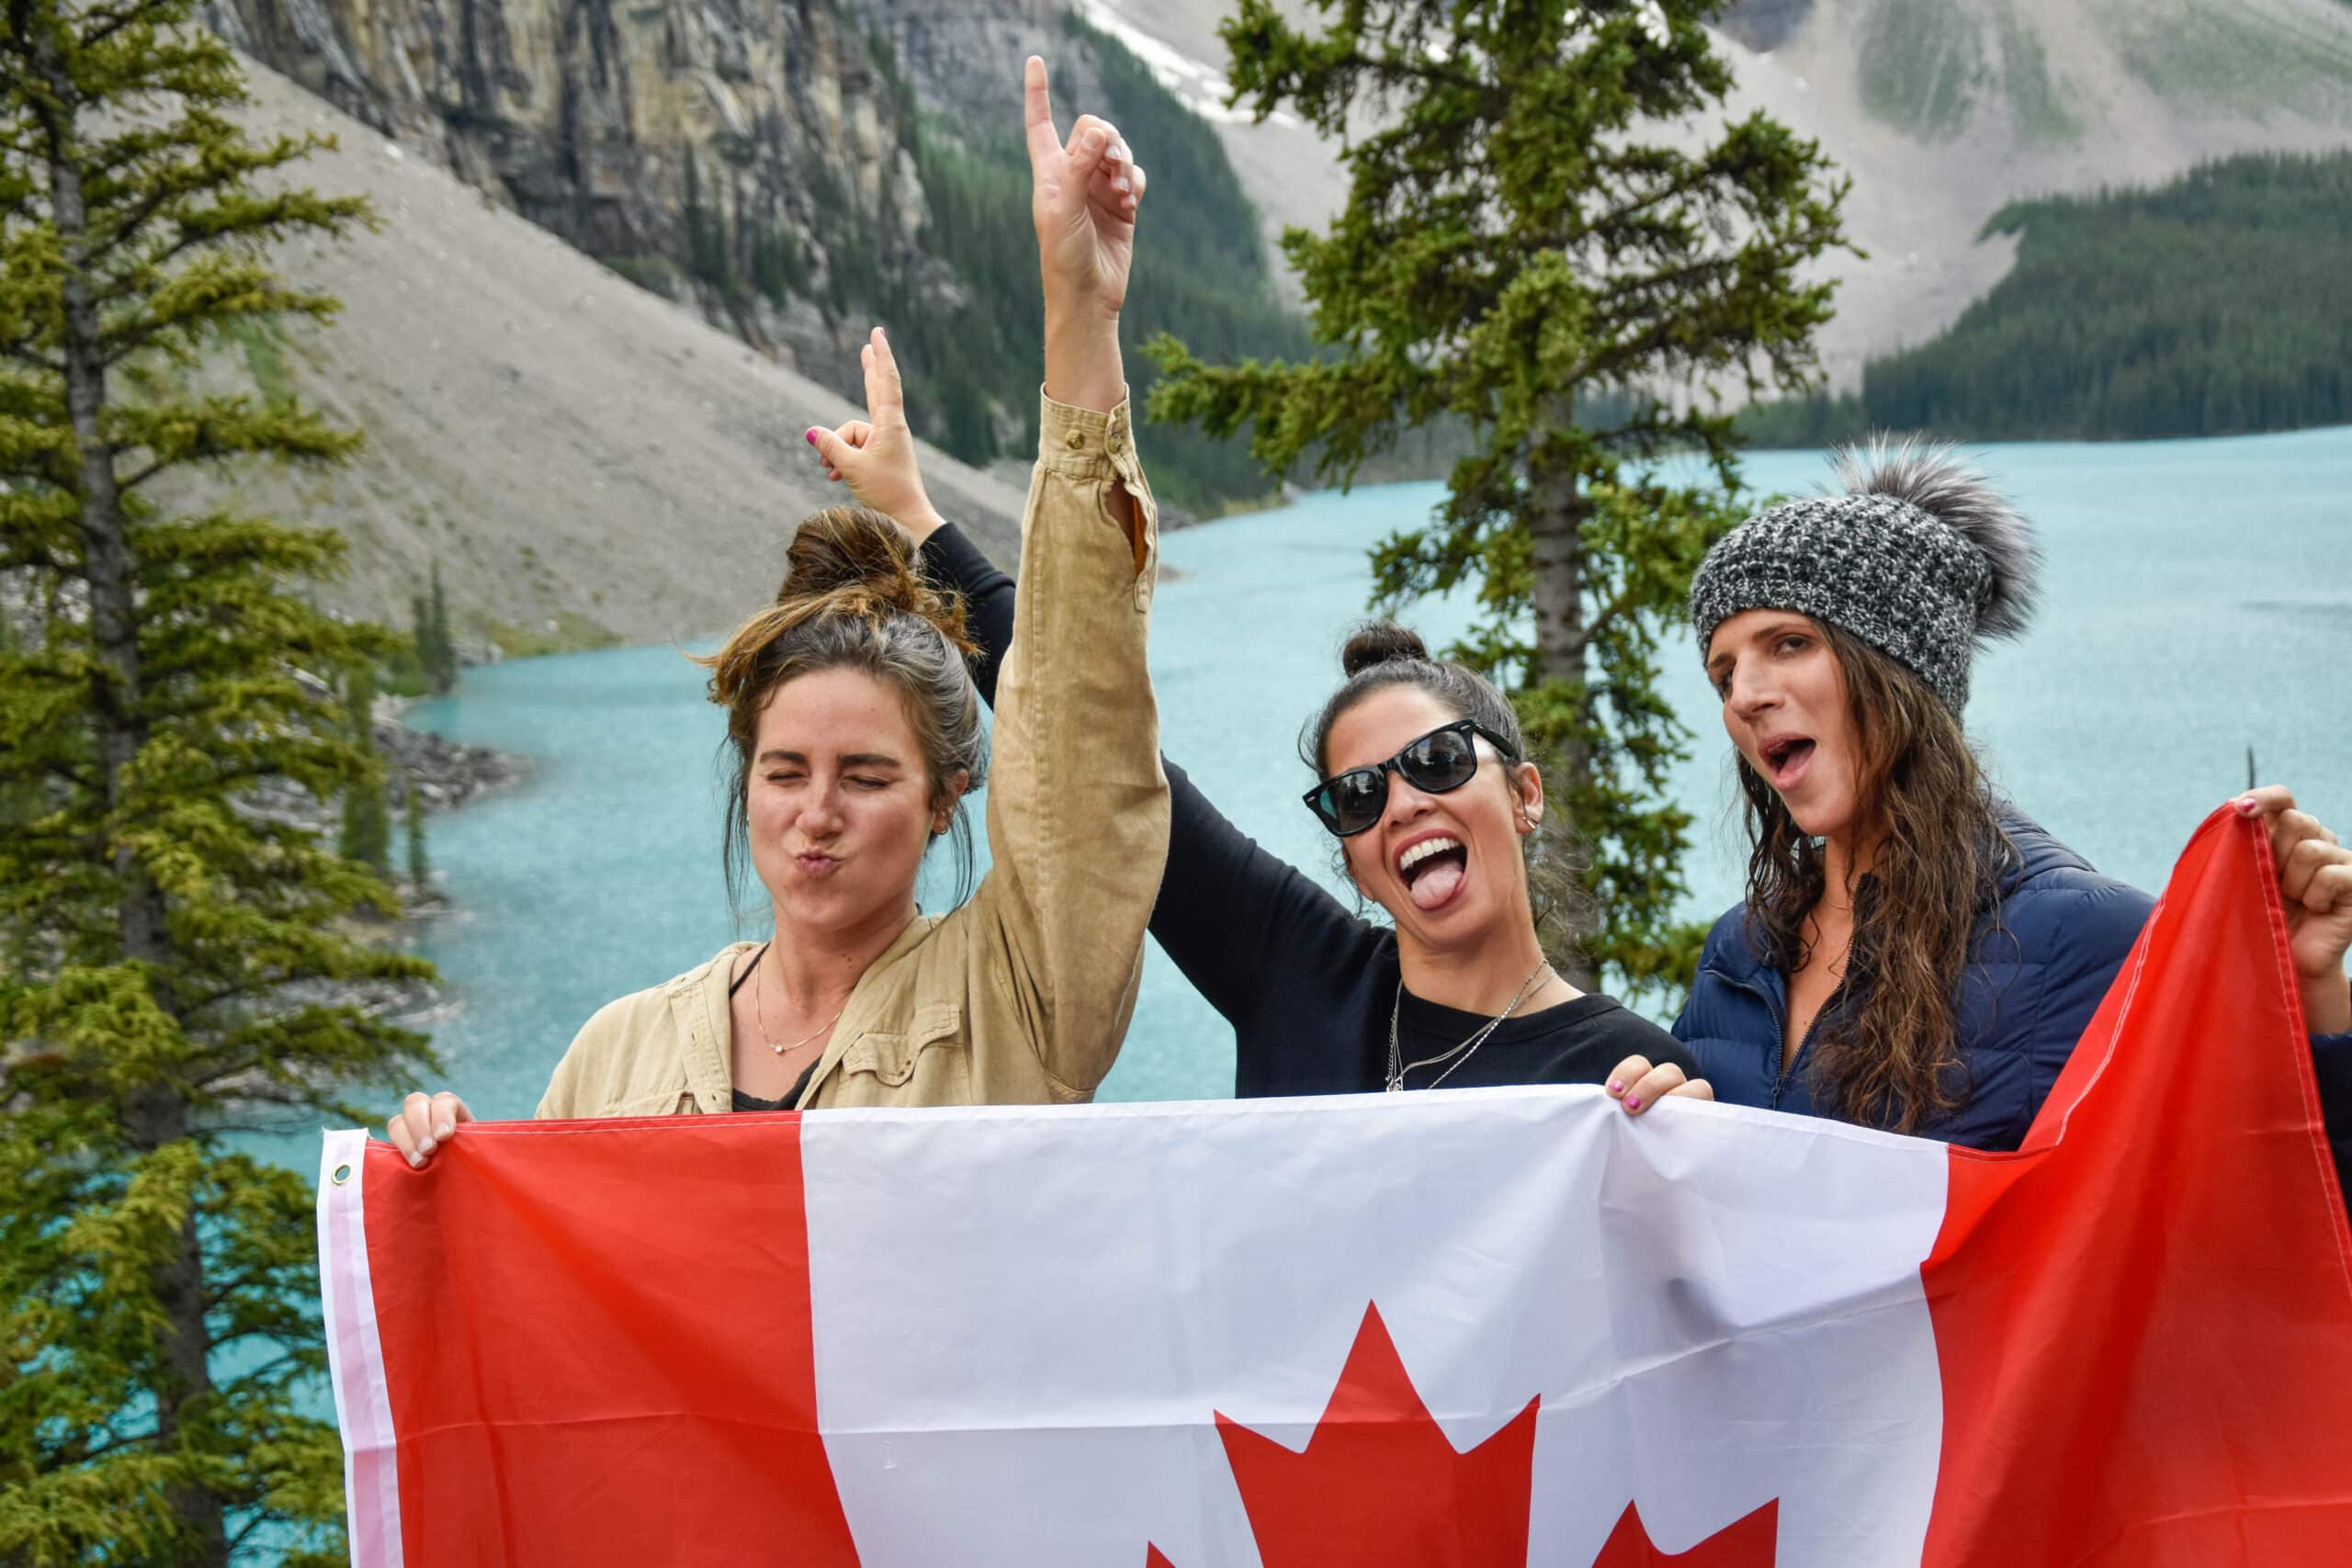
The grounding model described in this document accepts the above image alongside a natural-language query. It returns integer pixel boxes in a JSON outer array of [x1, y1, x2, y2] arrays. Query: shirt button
[[1065, 428, 1085, 449]]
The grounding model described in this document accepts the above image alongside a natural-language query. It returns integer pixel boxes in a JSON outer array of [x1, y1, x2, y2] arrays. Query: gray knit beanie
[[1689, 436, 2041, 711]]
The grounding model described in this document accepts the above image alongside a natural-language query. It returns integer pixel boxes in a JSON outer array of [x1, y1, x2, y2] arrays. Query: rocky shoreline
[[236, 701, 528, 841], [376, 703, 531, 816]]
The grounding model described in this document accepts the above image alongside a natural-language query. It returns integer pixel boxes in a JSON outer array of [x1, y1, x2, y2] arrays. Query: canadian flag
[[319, 808, 2352, 1565]]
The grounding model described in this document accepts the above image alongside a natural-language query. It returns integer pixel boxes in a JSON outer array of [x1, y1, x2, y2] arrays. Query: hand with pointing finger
[[1023, 54, 1146, 412], [806, 326, 944, 543]]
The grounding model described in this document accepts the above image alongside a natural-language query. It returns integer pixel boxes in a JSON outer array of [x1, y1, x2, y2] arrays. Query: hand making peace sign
[[806, 327, 944, 542]]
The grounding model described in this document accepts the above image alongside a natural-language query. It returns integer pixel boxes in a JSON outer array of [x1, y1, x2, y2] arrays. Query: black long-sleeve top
[[921, 525, 1696, 1098]]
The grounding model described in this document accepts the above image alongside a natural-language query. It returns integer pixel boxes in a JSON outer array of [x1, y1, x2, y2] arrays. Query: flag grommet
[[332, 1163, 353, 1185]]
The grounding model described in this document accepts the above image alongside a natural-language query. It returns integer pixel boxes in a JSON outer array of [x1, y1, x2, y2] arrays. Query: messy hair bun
[[1339, 620, 1431, 678], [695, 504, 989, 917], [776, 506, 976, 653]]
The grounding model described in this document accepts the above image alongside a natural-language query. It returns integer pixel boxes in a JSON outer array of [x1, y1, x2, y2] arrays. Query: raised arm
[[808, 70, 1370, 1059], [933, 59, 1169, 1099]]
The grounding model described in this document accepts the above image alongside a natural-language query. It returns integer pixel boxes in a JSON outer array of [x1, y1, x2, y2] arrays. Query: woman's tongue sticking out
[[1401, 838, 1469, 911]]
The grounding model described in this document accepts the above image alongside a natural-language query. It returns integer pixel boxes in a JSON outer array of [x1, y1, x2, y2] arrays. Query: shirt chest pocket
[[835, 1002, 967, 1095], [601, 1078, 699, 1119]]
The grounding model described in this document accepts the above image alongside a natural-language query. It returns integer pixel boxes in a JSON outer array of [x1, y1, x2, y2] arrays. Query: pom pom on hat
[[1688, 433, 2044, 712], [1831, 435, 2041, 642]]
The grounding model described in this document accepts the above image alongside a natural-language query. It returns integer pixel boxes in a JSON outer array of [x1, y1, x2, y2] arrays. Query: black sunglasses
[[1302, 718, 1521, 838]]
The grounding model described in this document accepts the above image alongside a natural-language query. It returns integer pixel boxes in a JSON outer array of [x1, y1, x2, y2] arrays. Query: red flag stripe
[[330, 1112, 860, 1564], [1920, 807, 2352, 1564]]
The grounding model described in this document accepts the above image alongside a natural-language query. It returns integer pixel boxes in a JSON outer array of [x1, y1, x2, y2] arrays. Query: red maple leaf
[[1145, 1303, 1779, 1568], [1589, 1499, 1779, 1566], [1212, 1302, 1541, 1567]]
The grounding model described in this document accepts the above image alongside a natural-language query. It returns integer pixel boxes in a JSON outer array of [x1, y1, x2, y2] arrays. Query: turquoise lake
[[375, 425, 2352, 1120]]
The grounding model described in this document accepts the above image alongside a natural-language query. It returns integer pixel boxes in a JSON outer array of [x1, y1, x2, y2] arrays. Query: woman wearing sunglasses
[[804, 430, 1698, 1100]]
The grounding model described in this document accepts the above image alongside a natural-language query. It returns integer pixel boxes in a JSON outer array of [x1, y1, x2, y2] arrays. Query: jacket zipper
[[1773, 981, 1848, 1111], [1771, 1010, 1790, 1111], [1711, 967, 1800, 1111]]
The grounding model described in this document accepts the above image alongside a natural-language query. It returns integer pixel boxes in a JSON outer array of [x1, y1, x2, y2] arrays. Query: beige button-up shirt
[[537, 392, 1167, 1115]]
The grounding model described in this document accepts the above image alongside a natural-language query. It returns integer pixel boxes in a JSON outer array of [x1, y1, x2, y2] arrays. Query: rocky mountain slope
[[188, 57, 1031, 648], [1086, 0, 2352, 387], [206, 0, 936, 394]]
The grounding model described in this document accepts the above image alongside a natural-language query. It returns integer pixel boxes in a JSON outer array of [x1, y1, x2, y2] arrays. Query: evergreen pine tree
[[338, 665, 391, 871], [411, 585, 434, 686], [426, 556, 457, 692], [1149, 0, 1850, 998], [404, 779, 430, 892], [0, 4, 434, 1559]]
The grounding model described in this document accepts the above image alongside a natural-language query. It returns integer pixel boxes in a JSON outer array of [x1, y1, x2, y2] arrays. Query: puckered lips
[[1392, 829, 1470, 913], [793, 849, 844, 880], [1757, 731, 1816, 795]]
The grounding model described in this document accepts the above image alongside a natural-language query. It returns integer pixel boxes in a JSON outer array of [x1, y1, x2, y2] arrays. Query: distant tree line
[[1740, 152, 2352, 447]]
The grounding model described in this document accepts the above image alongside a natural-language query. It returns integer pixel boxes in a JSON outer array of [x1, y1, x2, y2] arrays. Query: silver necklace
[[1385, 959, 1551, 1092], [753, 943, 845, 1057]]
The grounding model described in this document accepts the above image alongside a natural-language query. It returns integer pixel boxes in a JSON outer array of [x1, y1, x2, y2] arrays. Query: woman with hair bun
[[388, 58, 1169, 1159], [1608, 439, 2352, 1182], [812, 408, 1699, 1099]]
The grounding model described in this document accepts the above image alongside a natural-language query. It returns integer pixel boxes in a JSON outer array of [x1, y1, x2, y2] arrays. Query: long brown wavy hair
[[1736, 621, 2010, 1133]]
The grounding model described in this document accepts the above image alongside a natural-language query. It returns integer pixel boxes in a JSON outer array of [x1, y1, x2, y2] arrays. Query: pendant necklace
[[754, 944, 845, 1056], [1385, 958, 1551, 1092]]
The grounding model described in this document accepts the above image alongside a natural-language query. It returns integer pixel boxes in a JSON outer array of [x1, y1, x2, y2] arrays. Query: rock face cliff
[[160, 59, 1033, 651], [206, 0, 943, 395]]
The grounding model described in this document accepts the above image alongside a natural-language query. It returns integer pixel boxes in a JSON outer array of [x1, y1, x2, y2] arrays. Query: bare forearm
[[1043, 304, 1125, 416]]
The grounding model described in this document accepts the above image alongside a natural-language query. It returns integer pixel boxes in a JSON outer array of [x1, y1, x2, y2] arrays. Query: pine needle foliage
[[0, 4, 435, 1560], [1148, 0, 1852, 998]]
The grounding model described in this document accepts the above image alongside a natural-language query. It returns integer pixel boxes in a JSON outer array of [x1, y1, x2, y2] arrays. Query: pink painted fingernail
[[805, 429, 819, 446], [1625, 1096, 1642, 1111], [1608, 1079, 1623, 1094], [2236, 796, 2259, 815]]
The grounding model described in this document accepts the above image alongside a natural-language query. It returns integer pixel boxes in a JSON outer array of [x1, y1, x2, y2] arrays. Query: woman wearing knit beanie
[[1609, 439, 2352, 1174]]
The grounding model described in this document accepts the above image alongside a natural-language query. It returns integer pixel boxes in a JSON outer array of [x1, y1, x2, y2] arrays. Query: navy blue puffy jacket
[[1676, 809, 2352, 1179], [1677, 809, 2154, 1150]]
